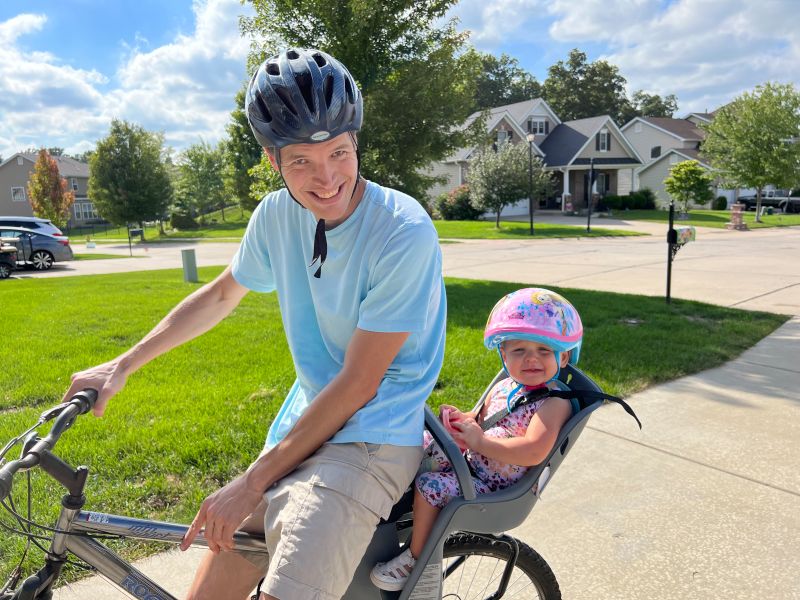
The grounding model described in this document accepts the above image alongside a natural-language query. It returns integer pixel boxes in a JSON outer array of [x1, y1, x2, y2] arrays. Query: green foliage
[[603, 189, 657, 211], [89, 120, 173, 233], [247, 154, 283, 210], [467, 49, 541, 112], [542, 49, 629, 123], [169, 213, 199, 230], [240, 0, 483, 201], [221, 86, 264, 212], [664, 160, 714, 213], [174, 141, 226, 224], [435, 185, 483, 220], [713, 195, 728, 210], [702, 82, 800, 221], [467, 143, 554, 227], [620, 90, 679, 123], [26, 149, 75, 228]]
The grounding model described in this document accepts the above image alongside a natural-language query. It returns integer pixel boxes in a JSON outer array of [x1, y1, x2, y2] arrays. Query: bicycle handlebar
[[0, 389, 97, 502]]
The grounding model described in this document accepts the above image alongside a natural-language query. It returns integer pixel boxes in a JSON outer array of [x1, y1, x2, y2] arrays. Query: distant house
[[621, 116, 715, 207], [0, 152, 101, 226], [425, 99, 642, 214]]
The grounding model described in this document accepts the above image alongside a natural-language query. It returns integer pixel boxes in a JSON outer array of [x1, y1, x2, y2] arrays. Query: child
[[370, 287, 583, 591]]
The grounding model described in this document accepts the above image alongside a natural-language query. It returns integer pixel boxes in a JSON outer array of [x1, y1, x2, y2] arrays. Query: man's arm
[[181, 327, 410, 552], [63, 266, 249, 416]]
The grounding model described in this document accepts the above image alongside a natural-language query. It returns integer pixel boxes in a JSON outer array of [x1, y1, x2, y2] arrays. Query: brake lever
[[39, 404, 67, 423]]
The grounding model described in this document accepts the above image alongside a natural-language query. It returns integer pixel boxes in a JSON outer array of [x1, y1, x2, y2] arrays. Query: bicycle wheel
[[442, 533, 560, 600]]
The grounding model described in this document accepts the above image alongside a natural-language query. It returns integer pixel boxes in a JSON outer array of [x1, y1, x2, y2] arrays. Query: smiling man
[[64, 48, 446, 600]]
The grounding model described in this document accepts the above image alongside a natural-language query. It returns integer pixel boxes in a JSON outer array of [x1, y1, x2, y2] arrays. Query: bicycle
[[0, 365, 639, 600]]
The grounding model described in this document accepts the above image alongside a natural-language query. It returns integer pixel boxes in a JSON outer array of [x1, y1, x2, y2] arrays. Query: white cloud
[[0, 0, 253, 160], [451, 0, 800, 115]]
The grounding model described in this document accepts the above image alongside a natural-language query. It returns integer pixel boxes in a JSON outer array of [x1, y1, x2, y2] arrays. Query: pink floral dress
[[417, 378, 554, 509]]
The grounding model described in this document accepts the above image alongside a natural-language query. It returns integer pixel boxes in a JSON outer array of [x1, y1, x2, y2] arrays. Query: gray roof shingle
[[20, 153, 89, 178]]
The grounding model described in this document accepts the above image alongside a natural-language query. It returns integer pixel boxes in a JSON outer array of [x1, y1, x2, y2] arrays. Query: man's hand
[[180, 474, 264, 554], [62, 359, 127, 417]]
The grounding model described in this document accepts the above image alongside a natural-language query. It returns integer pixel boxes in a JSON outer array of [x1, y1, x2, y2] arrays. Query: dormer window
[[527, 118, 549, 135], [597, 129, 611, 152], [496, 129, 512, 145]]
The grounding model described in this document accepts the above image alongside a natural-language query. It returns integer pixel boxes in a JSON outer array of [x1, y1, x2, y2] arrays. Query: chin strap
[[309, 218, 327, 278]]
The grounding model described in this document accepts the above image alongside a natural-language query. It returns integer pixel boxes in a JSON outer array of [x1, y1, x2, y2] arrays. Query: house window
[[670, 154, 679, 165], [11, 187, 26, 202], [74, 202, 98, 220], [16, 157, 23, 166], [634, 122, 642, 133], [651, 146, 661, 158], [527, 119, 548, 135], [599, 129, 610, 152], [496, 129, 510, 145], [70, 178, 78, 191]]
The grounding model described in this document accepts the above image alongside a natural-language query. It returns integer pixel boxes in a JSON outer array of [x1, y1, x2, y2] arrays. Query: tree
[[175, 141, 226, 224], [247, 154, 284, 210], [240, 0, 484, 201], [620, 90, 679, 123], [469, 49, 542, 112], [26, 149, 75, 228], [701, 82, 800, 222], [221, 86, 264, 213], [466, 142, 554, 227], [89, 120, 173, 238], [542, 49, 629, 123], [663, 160, 714, 215]]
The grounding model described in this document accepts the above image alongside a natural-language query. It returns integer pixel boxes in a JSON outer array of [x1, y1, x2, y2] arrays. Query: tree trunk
[[495, 209, 500, 228], [139, 221, 146, 242], [755, 188, 763, 223], [221, 203, 226, 222]]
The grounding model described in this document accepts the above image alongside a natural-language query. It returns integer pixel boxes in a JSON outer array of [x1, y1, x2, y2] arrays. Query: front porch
[[547, 165, 634, 211]]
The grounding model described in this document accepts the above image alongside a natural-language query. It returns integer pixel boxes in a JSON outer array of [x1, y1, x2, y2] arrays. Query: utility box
[[181, 249, 198, 283]]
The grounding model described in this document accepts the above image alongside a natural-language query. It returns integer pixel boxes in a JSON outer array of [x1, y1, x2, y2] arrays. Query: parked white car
[[0, 216, 65, 237]]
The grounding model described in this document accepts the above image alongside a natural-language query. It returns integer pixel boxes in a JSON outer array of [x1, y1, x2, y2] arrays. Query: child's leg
[[409, 486, 440, 559]]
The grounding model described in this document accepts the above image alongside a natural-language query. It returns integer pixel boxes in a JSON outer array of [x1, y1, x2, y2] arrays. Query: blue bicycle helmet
[[246, 48, 363, 151]]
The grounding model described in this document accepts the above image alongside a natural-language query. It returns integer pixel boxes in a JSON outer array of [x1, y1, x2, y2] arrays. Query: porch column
[[561, 169, 571, 212]]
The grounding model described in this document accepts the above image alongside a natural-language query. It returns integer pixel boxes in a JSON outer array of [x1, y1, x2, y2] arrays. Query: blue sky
[[1, 0, 798, 160]]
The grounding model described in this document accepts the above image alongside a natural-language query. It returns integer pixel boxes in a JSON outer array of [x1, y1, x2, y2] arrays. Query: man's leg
[[185, 501, 268, 600]]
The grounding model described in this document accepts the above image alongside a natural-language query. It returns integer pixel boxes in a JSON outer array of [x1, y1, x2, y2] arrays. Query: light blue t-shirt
[[231, 181, 446, 449]]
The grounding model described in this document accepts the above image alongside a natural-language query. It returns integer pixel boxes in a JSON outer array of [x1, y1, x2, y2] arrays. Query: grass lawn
[[433, 220, 642, 239], [0, 269, 787, 578], [616, 209, 800, 229], [73, 253, 139, 260]]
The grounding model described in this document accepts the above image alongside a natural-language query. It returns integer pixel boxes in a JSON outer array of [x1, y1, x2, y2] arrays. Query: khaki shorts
[[239, 442, 423, 600]]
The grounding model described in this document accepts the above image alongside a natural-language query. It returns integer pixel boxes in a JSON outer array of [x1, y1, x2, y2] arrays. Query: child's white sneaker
[[370, 548, 416, 591]]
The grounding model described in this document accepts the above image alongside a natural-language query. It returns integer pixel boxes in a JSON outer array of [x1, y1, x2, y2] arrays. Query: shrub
[[435, 185, 483, 221], [170, 212, 199, 230], [601, 194, 622, 211], [633, 188, 657, 209], [713, 195, 728, 210]]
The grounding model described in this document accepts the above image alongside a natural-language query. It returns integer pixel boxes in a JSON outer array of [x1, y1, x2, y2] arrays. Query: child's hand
[[450, 418, 484, 453]]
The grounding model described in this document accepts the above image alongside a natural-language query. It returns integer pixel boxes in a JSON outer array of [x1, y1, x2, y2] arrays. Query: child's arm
[[450, 397, 572, 467]]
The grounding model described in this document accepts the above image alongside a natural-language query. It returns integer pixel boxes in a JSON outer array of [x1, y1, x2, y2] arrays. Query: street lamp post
[[527, 133, 535, 235]]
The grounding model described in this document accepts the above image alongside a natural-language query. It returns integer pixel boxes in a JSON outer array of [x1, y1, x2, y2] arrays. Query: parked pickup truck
[[738, 189, 791, 211], [779, 195, 800, 214]]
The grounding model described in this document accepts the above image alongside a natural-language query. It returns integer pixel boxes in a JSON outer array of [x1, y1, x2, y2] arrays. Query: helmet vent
[[323, 74, 333, 106], [312, 52, 327, 68], [266, 62, 280, 76], [344, 76, 354, 103], [276, 87, 298, 116], [287, 49, 300, 60], [255, 96, 272, 123], [296, 72, 316, 114]]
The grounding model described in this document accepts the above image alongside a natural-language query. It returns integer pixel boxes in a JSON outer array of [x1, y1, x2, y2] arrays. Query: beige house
[[621, 116, 714, 208], [426, 99, 642, 213], [0, 152, 99, 226], [424, 98, 558, 209]]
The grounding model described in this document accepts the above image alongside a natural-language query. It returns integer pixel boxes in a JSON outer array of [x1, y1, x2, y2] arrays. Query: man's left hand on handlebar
[[180, 473, 264, 554]]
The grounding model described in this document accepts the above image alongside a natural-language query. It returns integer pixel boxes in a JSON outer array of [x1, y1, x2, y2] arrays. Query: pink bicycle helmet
[[484, 288, 583, 364]]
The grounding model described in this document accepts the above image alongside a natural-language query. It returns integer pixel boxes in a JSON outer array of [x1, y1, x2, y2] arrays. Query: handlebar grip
[[72, 388, 98, 414]]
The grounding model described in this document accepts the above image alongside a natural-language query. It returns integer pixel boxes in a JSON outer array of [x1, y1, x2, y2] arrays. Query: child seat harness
[[477, 386, 642, 432]]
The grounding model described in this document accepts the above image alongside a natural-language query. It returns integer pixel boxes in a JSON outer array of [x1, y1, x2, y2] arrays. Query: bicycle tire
[[442, 533, 561, 600]]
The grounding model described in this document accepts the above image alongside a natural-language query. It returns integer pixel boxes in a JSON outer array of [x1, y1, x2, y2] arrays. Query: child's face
[[500, 339, 569, 386]]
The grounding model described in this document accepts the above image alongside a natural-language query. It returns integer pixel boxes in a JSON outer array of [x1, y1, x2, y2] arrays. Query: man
[[63, 48, 446, 599]]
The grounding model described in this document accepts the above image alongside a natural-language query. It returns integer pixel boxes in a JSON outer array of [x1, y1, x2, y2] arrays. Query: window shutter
[[508, 131, 513, 142], [545, 121, 550, 134], [527, 119, 532, 133], [596, 133, 600, 151]]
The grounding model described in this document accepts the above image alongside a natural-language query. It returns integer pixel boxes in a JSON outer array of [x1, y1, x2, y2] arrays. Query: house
[[621, 116, 715, 207], [0, 152, 100, 226], [539, 115, 642, 210], [426, 99, 642, 214]]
